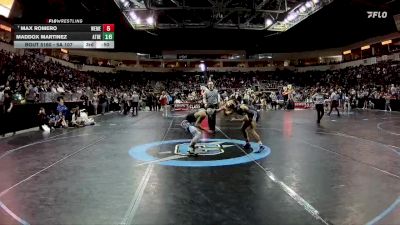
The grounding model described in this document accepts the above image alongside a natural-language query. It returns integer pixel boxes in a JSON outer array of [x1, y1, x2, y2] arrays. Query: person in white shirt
[[390, 84, 396, 96], [56, 84, 65, 93], [312, 88, 325, 124], [270, 92, 278, 110], [328, 90, 340, 117], [92, 93, 99, 115], [71, 107, 95, 127], [260, 97, 267, 110], [132, 91, 140, 116], [343, 93, 351, 114]]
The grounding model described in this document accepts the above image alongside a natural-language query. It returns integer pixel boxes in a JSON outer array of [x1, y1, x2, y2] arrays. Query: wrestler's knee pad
[[181, 120, 190, 130]]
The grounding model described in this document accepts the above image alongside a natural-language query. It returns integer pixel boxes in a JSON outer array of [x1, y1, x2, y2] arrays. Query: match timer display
[[14, 24, 115, 49]]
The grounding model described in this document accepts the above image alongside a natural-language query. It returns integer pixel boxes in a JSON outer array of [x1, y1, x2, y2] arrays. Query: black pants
[[328, 100, 340, 116], [132, 102, 139, 116], [271, 101, 277, 110], [316, 104, 324, 123], [147, 102, 154, 111], [123, 101, 130, 115], [207, 104, 218, 131], [101, 102, 107, 115], [286, 99, 295, 110]]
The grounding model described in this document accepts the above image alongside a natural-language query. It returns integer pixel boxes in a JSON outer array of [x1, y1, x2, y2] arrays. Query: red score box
[[102, 24, 115, 32]]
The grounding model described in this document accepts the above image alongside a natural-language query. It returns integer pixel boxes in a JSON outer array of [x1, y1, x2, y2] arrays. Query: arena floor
[[0, 109, 399, 225]]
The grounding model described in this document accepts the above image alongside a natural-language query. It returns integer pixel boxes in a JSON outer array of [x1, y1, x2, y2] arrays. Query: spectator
[[98, 91, 107, 115], [38, 107, 51, 131], [132, 91, 139, 116], [92, 93, 99, 115], [56, 96, 69, 127], [385, 92, 392, 112], [1, 90, 15, 136]]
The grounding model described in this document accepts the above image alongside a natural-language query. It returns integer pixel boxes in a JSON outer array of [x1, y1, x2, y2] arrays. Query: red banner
[[295, 102, 311, 109], [174, 102, 201, 111]]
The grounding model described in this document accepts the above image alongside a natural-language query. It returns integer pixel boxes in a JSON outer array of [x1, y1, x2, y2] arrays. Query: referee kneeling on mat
[[203, 80, 220, 134]]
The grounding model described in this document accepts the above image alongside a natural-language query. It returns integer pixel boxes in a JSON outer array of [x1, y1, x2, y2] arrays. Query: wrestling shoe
[[188, 146, 198, 156], [254, 145, 265, 153], [243, 142, 251, 149]]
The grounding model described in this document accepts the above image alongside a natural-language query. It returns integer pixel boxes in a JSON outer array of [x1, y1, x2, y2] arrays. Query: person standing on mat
[[160, 91, 169, 117], [384, 92, 392, 112], [181, 108, 214, 155], [203, 80, 220, 134], [328, 89, 340, 117], [312, 88, 325, 124], [217, 99, 264, 153], [132, 91, 139, 116], [343, 92, 351, 114], [98, 91, 107, 115]]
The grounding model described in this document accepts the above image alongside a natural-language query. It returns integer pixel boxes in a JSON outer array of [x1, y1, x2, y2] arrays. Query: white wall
[[208, 66, 280, 72], [42, 55, 394, 73], [296, 65, 331, 72], [115, 65, 287, 72], [376, 53, 400, 62], [80, 65, 115, 73], [65, 33, 400, 62], [1, 41, 398, 74], [343, 32, 400, 51], [44, 56, 78, 69], [162, 50, 246, 55], [335, 57, 377, 69], [68, 50, 138, 60], [45, 56, 116, 73], [295, 57, 379, 72]]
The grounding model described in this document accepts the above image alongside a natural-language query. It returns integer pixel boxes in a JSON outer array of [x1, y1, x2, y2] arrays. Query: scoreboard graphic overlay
[[14, 24, 115, 49]]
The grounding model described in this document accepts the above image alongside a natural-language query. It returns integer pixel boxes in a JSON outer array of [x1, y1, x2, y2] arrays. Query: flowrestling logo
[[367, 11, 388, 19]]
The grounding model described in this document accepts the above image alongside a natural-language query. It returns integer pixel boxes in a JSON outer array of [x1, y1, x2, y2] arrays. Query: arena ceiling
[[9, 0, 400, 53]]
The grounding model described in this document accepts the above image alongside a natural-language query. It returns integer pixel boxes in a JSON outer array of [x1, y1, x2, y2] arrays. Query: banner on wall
[[174, 102, 201, 111]]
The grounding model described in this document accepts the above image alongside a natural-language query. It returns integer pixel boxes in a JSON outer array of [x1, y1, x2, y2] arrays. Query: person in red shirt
[[159, 91, 168, 117]]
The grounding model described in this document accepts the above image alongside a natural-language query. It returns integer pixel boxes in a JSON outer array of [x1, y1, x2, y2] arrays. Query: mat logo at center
[[129, 139, 271, 167], [174, 142, 228, 156]]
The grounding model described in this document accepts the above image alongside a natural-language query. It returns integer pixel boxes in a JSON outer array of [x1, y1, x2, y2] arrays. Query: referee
[[203, 80, 220, 134], [312, 88, 325, 124]]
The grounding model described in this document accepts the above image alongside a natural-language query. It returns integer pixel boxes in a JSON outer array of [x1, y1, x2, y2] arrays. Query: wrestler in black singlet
[[186, 112, 197, 124], [236, 104, 260, 122]]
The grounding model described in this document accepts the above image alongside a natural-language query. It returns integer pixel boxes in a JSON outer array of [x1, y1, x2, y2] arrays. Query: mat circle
[[128, 139, 271, 167]]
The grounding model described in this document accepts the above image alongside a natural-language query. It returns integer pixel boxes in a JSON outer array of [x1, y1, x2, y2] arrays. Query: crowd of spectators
[[0, 48, 400, 135]]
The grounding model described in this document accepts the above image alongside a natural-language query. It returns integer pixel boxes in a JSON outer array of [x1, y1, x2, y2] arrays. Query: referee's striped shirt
[[204, 89, 219, 105], [312, 93, 324, 105]]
